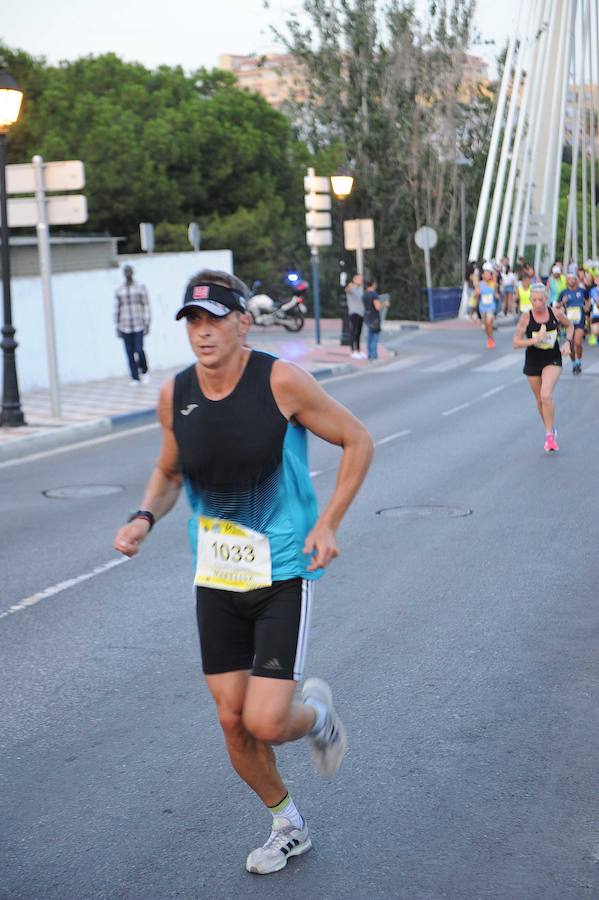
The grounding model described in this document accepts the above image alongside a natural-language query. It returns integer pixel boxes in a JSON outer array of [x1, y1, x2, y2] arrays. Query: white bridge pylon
[[467, 0, 597, 280]]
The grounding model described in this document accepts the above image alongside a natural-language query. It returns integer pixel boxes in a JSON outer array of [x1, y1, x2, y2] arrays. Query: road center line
[[480, 383, 506, 399], [442, 402, 472, 417], [0, 557, 128, 622], [375, 429, 412, 446]]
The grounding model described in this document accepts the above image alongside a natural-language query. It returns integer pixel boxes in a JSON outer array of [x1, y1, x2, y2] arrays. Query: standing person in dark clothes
[[363, 279, 382, 360]]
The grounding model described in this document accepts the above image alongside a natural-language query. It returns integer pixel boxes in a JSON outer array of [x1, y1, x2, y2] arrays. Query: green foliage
[[0, 42, 311, 298], [277, 0, 484, 314]]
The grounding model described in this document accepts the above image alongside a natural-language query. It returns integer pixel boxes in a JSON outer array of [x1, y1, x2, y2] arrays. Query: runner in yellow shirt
[[517, 273, 532, 314]]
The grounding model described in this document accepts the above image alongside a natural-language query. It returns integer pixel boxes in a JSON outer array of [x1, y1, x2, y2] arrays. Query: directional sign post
[[6, 156, 87, 417], [304, 168, 332, 345], [344, 219, 375, 279]]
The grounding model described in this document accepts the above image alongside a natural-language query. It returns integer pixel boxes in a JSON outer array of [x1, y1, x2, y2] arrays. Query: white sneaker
[[129, 379, 140, 386], [246, 816, 312, 874], [358, 351, 367, 358], [302, 677, 348, 777], [141, 373, 150, 385], [350, 351, 361, 358]]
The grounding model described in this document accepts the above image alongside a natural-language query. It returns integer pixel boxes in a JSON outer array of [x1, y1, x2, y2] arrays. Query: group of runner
[[468, 257, 599, 452]]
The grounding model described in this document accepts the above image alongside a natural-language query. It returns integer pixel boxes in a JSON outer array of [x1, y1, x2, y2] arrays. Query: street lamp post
[[330, 170, 354, 346], [0, 68, 25, 427]]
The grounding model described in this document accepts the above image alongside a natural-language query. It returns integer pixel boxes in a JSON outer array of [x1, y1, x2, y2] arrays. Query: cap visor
[[175, 300, 233, 320]]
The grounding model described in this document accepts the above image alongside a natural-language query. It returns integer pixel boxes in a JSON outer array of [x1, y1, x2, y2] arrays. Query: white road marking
[[0, 557, 128, 622], [375, 429, 412, 446], [367, 354, 430, 373], [442, 402, 472, 417], [422, 354, 480, 373], [480, 384, 507, 399], [473, 353, 520, 373], [0, 422, 159, 470]]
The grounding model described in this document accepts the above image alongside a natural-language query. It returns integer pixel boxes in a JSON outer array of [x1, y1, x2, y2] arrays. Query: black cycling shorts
[[523, 357, 562, 377], [195, 577, 314, 681]]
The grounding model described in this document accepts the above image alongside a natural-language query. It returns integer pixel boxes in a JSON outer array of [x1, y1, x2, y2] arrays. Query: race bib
[[534, 329, 557, 349], [567, 306, 582, 323], [195, 516, 272, 592]]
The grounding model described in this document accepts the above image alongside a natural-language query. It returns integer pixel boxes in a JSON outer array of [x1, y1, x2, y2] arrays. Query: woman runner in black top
[[513, 282, 573, 452]]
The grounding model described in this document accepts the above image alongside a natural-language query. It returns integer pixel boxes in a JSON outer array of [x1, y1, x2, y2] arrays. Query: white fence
[[11, 250, 233, 391]]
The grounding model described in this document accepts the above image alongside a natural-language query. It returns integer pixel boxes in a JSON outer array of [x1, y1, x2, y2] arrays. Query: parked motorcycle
[[247, 279, 308, 332]]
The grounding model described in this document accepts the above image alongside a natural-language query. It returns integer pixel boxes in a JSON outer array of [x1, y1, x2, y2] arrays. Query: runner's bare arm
[[113, 380, 183, 557], [513, 312, 533, 348], [271, 361, 373, 571]]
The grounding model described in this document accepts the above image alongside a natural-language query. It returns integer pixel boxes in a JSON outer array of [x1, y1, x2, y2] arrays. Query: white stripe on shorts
[[293, 579, 314, 680]]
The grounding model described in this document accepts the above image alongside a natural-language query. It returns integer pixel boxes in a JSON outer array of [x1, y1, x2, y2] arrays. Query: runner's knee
[[242, 708, 288, 744]]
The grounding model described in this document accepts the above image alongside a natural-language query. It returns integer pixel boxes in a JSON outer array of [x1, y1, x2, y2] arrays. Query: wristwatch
[[127, 509, 155, 530]]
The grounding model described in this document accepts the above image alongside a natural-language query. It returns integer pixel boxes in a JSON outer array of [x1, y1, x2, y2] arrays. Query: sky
[[1, 0, 520, 76]]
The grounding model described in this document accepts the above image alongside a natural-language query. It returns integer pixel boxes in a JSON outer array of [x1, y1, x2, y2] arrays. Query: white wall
[[11, 250, 233, 391]]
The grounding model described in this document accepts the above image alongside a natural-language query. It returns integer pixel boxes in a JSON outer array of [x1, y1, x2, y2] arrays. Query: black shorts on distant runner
[[523, 357, 562, 376], [196, 577, 314, 680]]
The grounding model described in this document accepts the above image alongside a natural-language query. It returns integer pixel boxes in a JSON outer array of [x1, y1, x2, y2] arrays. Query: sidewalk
[[0, 320, 396, 463]]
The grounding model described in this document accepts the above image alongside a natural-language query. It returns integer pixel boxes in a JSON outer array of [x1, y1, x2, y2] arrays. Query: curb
[[0, 361, 358, 464], [0, 417, 112, 464]]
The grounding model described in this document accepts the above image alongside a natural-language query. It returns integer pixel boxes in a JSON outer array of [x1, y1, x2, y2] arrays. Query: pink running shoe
[[544, 433, 559, 452]]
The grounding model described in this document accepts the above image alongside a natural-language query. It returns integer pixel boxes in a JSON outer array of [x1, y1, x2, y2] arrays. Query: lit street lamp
[[330, 169, 355, 346], [0, 68, 25, 427]]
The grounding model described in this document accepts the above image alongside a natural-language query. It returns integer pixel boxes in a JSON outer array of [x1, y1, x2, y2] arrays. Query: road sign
[[188, 222, 201, 251], [414, 226, 438, 250], [304, 174, 330, 193], [304, 193, 331, 211], [344, 219, 375, 251], [7, 194, 88, 228], [306, 229, 333, 247], [140, 222, 155, 253], [305, 211, 332, 229], [6, 160, 85, 195]]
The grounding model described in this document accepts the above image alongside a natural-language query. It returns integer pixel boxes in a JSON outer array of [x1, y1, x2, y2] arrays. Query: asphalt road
[[1, 324, 599, 900]]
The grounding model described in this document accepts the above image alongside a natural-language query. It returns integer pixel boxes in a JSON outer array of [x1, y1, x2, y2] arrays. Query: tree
[[277, 0, 483, 315], [0, 44, 313, 294]]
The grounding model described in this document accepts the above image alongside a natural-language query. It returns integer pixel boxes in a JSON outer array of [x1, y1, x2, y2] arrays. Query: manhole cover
[[377, 505, 472, 520], [43, 485, 125, 499]]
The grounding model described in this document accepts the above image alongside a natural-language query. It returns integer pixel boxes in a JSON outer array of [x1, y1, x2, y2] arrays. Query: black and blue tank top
[[172, 350, 322, 581]]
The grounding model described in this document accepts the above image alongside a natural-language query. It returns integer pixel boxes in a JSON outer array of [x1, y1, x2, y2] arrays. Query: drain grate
[[377, 505, 472, 520], [43, 485, 125, 499]]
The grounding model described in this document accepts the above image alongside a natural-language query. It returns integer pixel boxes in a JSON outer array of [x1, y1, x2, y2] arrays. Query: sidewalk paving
[[0, 320, 397, 463]]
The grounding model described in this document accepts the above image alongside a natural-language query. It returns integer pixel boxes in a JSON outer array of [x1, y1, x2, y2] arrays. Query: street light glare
[[330, 173, 354, 199], [0, 70, 23, 132]]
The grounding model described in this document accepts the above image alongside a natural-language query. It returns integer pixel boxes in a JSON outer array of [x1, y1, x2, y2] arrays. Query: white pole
[[517, 0, 555, 259], [495, 0, 542, 261], [564, 4, 588, 264], [534, 0, 565, 274], [590, 0, 597, 259], [32, 155, 61, 418], [508, 0, 551, 264], [483, 1, 534, 261], [581, 0, 590, 263], [468, 8, 521, 263], [541, 0, 571, 268], [550, 0, 577, 262]]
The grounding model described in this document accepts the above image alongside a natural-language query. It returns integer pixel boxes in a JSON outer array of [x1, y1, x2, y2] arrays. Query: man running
[[473, 261, 498, 348], [556, 270, 589, 374], [590, 272, 599, 344], [513, 282, 574, 452], [113, 270, 373, 875]]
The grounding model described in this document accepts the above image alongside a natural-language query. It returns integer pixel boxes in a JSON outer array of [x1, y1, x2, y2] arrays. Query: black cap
[[175, 282, 247, 320]]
